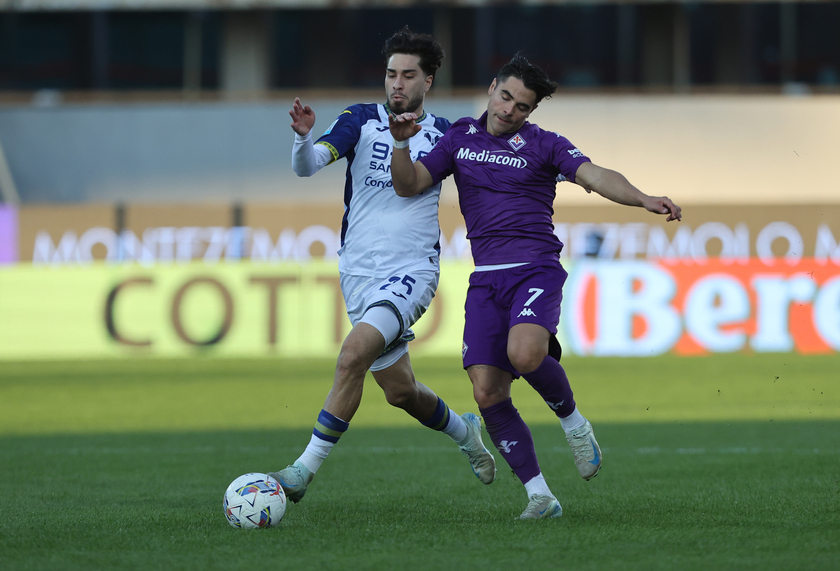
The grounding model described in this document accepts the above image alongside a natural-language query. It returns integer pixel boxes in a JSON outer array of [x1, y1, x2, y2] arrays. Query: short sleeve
[[315, 106, 365, 163], [551, 133, 590, 184], [418, 127, 455, 185]]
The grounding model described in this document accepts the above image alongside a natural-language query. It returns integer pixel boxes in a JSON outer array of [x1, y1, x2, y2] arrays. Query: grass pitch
[[1, 354, 838, 570]]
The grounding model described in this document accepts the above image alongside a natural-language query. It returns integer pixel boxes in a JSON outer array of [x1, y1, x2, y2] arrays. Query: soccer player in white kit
[[269, 27, 495, 504]]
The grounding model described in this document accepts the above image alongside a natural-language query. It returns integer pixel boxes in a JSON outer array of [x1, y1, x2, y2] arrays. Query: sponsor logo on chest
[[455, 147, 528, 169]]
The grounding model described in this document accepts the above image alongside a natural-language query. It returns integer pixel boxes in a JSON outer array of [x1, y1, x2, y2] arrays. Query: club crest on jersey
[[508, 133, 526, 151]]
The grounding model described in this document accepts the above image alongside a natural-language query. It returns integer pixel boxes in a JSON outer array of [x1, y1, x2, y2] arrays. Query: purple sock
[[522, 356, 576, 418], [479, 398, 541, 485]]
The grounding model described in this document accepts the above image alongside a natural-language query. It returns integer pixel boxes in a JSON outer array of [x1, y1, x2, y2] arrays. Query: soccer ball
[[223, 473, 286, 529]]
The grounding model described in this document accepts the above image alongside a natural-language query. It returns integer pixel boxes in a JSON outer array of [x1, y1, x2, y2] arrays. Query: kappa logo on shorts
[[518, 308, 537, 317]]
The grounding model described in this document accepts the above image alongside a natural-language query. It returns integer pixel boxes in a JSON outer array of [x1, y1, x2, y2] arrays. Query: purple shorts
[[462, 261, 568, 375]]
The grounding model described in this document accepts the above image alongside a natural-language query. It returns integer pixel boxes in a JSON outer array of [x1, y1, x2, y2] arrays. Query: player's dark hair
[[496, 53, 557, 104], [382, 26, 445, 79]]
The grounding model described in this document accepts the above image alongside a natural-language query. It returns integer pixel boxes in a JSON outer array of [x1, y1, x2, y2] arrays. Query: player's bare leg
[[374, 353, 496, 484], [371, 352, 438, 420], [270, 324, 385, 502], [506, 322, 550, 375], [324, 323, 386, 421]]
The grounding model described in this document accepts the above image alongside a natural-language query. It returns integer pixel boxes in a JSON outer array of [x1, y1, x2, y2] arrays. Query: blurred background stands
[[1, 0, 838, 96], [1, 0, 839, 207]]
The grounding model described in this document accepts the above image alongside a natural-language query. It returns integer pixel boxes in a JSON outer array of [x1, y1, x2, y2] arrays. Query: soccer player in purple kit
[[389, 54, 682, 519]]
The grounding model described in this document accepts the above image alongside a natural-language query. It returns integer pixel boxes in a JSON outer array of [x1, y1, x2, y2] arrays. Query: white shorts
[[340, 268, 439, 371]]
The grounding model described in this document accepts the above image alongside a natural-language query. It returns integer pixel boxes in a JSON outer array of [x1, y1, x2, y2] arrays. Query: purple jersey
[[419, 112, 590, 266]]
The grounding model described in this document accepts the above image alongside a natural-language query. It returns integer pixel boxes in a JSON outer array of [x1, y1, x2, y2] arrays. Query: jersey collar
[[385, 102, 427, 124], [478, 111, 489, 131]]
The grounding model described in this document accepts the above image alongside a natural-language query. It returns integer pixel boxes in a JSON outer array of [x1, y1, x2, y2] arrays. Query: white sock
[[297, 434, 335, 474], [523, 473, 553, 498], [444, 410, 469, 443], [560, 407, 586, 434]]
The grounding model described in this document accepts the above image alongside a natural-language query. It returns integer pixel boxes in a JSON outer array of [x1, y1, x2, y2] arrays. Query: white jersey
[[314, 103, 450, 277]]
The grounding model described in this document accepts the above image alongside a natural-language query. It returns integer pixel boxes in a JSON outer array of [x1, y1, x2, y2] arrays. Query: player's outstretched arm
[[574, 162, 682, 222], [389, 112, 434, 197]]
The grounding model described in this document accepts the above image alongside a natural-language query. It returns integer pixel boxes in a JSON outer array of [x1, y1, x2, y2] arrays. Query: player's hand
[[289, 97, 316, 136], [389, 112, 422, 143], [645, 196, 682, 222]]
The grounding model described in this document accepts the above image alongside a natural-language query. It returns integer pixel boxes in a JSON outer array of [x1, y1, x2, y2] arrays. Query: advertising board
[[2, 202, 839, 359], [1, 258, 839, 360], [11, 203, 840, 266]]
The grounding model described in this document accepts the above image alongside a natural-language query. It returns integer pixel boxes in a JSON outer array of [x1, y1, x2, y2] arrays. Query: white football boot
[[565, 420, 602, 480], [458, 412, 497, 484], [268, 461, 313, 504], [518, 494, 563, 520]]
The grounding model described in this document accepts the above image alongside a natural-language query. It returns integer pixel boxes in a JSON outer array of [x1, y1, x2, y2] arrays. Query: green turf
[[1, 353, 837, 435], [1, 423, 838, 570], [1, 355, 839, 570]]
